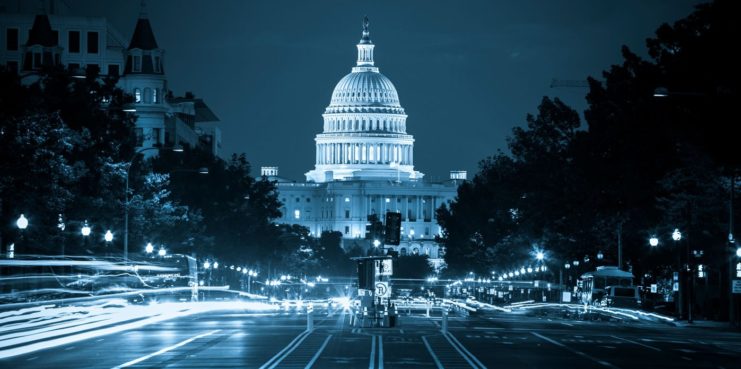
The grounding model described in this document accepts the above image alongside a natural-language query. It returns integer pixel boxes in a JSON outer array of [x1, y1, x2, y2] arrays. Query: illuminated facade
[[267, 18, 464, 268]]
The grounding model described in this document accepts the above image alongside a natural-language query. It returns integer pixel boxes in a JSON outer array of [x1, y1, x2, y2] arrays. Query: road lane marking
[[111, 329, 219, 369], [369, 334, 376, 369], [444, 332, 487, 369], [421, 336, 444, 369], [378, 335, 384, 369], [560, 322, 574, 327], [260, 330, 313, 369], [304, 335, 332, 369], [531, 332, 620, 369], [610, 335, 661, 352]]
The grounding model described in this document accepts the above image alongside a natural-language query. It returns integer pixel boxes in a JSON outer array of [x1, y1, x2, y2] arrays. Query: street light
[[373, 239, 380, 248], [203, 261, 211, 269], [597, 250, 604, 260], [650, 237, 659, 247], [145, 242, 154, 254], [672, 228, 682, 241], [158, 247, 166, 257], [16, 214, 28, 230], [535, 251, 545, 261], [104, 230, 113, 243]]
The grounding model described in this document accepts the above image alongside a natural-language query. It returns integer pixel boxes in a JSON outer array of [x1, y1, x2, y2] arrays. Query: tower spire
[[356, 16, 375, 69], [139, 0, 148, 18]]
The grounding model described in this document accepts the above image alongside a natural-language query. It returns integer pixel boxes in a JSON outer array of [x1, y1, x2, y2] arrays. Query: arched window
[[153, 88, 158, 103], [134, 88, 141, 103]]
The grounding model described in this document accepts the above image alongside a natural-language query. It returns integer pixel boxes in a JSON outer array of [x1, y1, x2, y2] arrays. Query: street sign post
[[732, 279, 741, 294]]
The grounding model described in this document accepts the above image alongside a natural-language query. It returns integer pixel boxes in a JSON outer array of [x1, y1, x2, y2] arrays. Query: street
[[2, 307, 739, 369]]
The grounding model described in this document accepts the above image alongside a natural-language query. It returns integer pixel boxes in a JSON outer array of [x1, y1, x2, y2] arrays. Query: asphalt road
[[2, 308, 740, 368]]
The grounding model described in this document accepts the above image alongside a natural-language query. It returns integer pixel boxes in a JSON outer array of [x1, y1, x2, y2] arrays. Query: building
[[0, 2, 221, 158], [266, 18, 463, 269]]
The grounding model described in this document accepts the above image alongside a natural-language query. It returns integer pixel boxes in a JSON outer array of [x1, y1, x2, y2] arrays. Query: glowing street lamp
[[104, 230, 113, 243], [158, 247, 166, 257], [649, 237, 659, 247], [373, 239, 381, 248], [736, 247, 741, 258], [16, 214, 29, 230], [672, 228, 682, 241], [204, 261, 211, 269], [213, 262, 219, 269], [597, 250, 604, 260], [81, 221, 91, 237], [535, 251, 545, 261], [145, 242, 154, 254]]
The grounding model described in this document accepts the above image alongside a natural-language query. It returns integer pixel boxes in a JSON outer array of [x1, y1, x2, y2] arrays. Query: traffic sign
[[376, 259, 393, 276], [732, 279, 741, 294], [375, 282, 390, 298], [650, 284, 657, 293]]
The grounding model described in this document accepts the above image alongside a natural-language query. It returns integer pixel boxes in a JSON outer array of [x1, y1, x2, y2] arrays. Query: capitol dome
[[305, 17, 423, 183], [329, 71, 401, 109]]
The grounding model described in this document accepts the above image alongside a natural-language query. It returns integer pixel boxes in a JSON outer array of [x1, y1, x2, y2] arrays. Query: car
[[602, 286, 641, 308]]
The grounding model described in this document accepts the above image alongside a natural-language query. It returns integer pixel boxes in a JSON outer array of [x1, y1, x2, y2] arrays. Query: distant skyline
[[5, 0, 700, 180]]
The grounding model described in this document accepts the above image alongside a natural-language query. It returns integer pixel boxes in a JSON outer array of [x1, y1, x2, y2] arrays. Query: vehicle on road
[[600, 286, 641, 308]]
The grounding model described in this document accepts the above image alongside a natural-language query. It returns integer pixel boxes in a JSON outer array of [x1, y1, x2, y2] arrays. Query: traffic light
[[365, 214, 384, 241], [384, 211, 401, 245]]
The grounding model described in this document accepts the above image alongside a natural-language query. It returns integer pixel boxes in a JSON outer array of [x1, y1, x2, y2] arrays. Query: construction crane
[[550, 79, 589, 88]]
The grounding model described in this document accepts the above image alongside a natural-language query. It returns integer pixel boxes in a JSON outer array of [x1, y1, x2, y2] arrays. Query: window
[[87, 32, 99, 53], [306, 198, 311, 203], [152, 88, 157, 103], [143, 88, 152, 103], [68, 31, 80, 53], [108, 64, 119, 76], [134, 88, 141, 103], [6, 28, 18, 51], [154, 56, 161, 72], [344, 210, 350, 219], [344, 197, 350, 202], [294, 209, 301, 219], [296, 197, 300, 203], [152, 128, 161, 144], [134, 128, 144, 146], [344, 226, 349, 235], [133, 55, 141, 72]]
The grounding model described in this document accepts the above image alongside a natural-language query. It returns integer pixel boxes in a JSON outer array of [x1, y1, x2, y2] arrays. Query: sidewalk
[[670, 319, 740, 332]]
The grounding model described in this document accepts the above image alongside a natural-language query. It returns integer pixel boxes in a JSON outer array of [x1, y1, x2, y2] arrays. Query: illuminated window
[[385, 198, 390, 203], [294, 209, 300, 219], [344, 197, 350, 202], [134, 88, 141, 103], [152, 88, 158, 103]]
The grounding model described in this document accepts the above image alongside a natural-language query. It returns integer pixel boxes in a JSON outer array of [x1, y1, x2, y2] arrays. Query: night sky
[[24, 0, 700, 181]]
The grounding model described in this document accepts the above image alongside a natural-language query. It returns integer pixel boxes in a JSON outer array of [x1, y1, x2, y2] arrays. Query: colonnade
[[315, 142, 413, 165]]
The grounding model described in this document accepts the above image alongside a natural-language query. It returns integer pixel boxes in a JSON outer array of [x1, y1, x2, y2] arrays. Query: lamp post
[[15, 214, 28, 256], [81, 220, 91, 251], [672, 228, 685, 320], [104, 230, 113, 258]]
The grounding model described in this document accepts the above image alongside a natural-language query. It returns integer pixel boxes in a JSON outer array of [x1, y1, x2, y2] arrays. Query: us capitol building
[[263, 18, 465, 268]]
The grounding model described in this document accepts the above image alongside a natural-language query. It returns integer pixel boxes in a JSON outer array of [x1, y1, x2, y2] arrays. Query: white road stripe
[[445, 332, 487, 369], [304, 335, 332, 369], [421, 336, 444, 369], [368, 335, 376, 369], [531, 332, 620, 369], [378, 335, 384, 369], [111, 329, 219, 369], [610, 335, 661, 352], [261, 330, 313, 369]]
